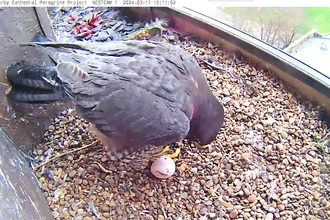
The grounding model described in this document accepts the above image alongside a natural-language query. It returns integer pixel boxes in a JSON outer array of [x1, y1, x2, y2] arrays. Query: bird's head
[[186, 94, 224, 145]]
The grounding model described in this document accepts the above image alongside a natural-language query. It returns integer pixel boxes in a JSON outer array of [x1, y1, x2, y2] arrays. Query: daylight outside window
[[188, 6, 330, 80]]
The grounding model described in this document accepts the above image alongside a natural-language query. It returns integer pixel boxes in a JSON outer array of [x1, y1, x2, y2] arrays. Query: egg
[[151, 156, 176, 179]]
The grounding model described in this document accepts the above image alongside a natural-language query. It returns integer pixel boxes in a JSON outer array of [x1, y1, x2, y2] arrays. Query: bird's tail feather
[[20, 33, 82, 51], [6, 61, 68, 103], [19, 33, 77, 63]]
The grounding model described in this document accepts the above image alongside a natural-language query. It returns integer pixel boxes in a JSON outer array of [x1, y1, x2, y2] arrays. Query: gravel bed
[[31, 7, 330, 220]]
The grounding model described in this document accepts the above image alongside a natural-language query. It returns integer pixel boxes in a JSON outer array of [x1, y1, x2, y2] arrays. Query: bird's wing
[[52, 41, 198, 151], [87, 79, 190, 152], [55, 40, 198, 119]]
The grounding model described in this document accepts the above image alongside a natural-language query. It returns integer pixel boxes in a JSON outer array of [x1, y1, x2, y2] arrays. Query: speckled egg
[[151, 156, 176, 179]]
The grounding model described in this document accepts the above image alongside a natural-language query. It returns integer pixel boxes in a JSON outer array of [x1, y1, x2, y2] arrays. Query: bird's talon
[[199, 145, 208, 149], [162, 145, 170, 153], [165, 148, 180, 159], [193, 141, 208, 149]]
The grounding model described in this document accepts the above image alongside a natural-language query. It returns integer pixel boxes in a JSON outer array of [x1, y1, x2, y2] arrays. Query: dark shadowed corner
[[0, 7, 71, 152]]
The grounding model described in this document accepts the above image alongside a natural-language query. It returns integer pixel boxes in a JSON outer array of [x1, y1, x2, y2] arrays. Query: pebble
[[61, 211, 70, 218], [181, 192, 188, 199], [312, 177, 319, 183], [243, 188, 251, 196], [263, 91, 270, 97], [268, 207, 275, 213], [223, 88, 230, 96], [321, 198, 328, 206], [37, 149, 43, 156], [277, 204, 285, 211], [191, 183, 200, 191], [234, 126, 245, 133], [312, 170, 319, 177], [209, 213, 216, 219], [265, 213, 273, 220], [320, 165, 328, 173], [68, 170, 77, 178], [191, 167, 198, 174], [95, 30, 109, 41], [205, 180, 214, 188], [268, 107, 274, 113], [229, 209, 238, 218], [280, 131, 288, 139], [244, 138, 253, 144], [266, 165, 275, 172], [100, 204, 110, 212], [106, 29, 120, 40], [200, 207, 208, 214], [324, 157, 330, 167], [248, 194, 257, 203], [317, 209, 325, 218], [255, 124, 264, 131], [276, 143, 284, 152], [263, 203, 270, 211], [246, 121, 253, 127]]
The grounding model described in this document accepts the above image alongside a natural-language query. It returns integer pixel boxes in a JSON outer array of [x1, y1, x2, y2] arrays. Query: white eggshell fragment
[[151, 156, 176, 179]]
